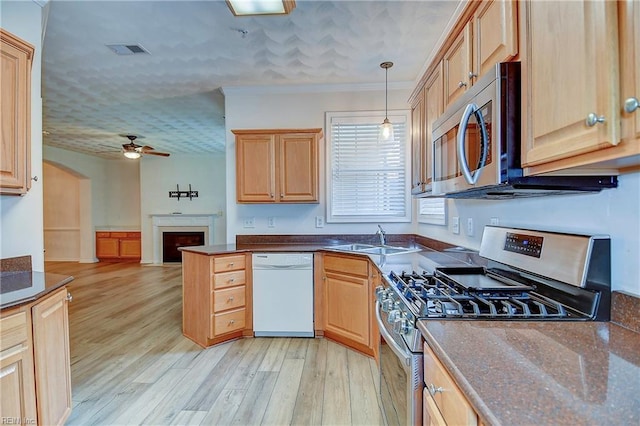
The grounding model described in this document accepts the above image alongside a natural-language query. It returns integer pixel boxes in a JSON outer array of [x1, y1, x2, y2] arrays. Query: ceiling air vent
[[105, 44, 150, 56]]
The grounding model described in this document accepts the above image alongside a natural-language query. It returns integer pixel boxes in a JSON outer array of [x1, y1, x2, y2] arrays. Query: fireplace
[[150, 214, 217, 265], [162, 231, 205, 262]]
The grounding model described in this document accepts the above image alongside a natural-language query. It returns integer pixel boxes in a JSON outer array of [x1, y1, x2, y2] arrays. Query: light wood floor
[[45, 262, 384, 426]]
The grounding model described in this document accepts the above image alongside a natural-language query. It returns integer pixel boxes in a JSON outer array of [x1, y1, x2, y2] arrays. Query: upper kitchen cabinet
[[620, 0, 640, 149], [442, 0, 518, 110], [0, 29, 34, 196], [410, 63, 444, 196], [234, 129, 321, 203], [520, 0, 640, 174]]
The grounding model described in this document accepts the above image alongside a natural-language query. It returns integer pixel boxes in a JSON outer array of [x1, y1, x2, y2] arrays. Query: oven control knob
[[395, 318, 411, 335], [388, 309, 401, 324], [382, 298, 394, 312]]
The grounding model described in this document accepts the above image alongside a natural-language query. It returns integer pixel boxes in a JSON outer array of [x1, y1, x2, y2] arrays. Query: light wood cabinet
[[96, 231, 141, 261], [0, 309, 37, 424], [620, 0, 640, 146], [1, 287, 72, 426], [520, 0, 622, 171], [234, 128, 322, 203], [411, 87, 426, 195], [320, 253, 376, 357], [182, 251, 252, 347], [423, 343, 478, 426], [0, 29, 34, 196], [32, 287, 72, 426], [442, 1, 518, 110]]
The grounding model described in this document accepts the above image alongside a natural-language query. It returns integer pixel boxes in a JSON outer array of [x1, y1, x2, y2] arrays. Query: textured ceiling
[[42, 0, 460, 158]]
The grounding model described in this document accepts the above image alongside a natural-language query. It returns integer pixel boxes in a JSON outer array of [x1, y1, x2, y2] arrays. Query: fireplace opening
[[162, 231, 205, 262]]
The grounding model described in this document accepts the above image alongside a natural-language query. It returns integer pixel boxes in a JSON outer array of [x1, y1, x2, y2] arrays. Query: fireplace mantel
[[150, 214, 217, 264]]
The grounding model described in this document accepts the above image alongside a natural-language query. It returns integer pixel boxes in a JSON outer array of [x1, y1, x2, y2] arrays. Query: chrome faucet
[[376, 224, 387, 246]]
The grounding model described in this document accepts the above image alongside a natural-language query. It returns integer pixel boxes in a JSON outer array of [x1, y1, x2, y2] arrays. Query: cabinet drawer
[[211, 308, 245, 336], [125, 232, 140, 238], [0, 311, 28, 351], [424, 343, 477, 426], [323, 254, 368, 277], [213, 270, 246, 289], [109, 232, 128, 238], [213, 254, 246, 273], [213, 286, 246, 312], [96, 232, 110, 238]]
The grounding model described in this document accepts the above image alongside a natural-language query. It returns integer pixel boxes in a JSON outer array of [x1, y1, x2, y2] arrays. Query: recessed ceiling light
[[105, 44, 150, 56], [226, 0, 296, 16]]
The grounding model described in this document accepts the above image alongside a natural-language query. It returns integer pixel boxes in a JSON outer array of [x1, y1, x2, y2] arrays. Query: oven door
[[376, 302, 423, 426], [432, 79, 499, 196]]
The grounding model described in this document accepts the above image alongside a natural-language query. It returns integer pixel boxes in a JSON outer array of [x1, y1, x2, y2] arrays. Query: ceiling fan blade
[[141, 145, 155, 151], [143, 151, 170, 157]]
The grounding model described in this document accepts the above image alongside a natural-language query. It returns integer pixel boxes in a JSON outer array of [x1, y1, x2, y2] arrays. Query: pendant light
[[379, 61, 394, 142]]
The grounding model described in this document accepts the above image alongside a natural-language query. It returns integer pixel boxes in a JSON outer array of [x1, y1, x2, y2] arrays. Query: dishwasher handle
[[253, 263, 312, 270]]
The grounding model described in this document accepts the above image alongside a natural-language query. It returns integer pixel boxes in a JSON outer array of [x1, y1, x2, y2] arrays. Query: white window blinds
[[326, 111, 411, 223], [418, 197, 447, 225]]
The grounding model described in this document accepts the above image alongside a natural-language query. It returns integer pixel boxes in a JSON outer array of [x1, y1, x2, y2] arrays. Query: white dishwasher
[[252, 253, 314, 337]]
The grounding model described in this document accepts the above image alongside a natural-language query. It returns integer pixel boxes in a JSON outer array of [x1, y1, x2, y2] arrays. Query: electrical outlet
[[315, 216, 324, 228], [490, 217, 499, 226], [243, 217, 255, 228], [452, 216, 460, 234], [467, 218, 474, 237], [267, 217, 276, 228]]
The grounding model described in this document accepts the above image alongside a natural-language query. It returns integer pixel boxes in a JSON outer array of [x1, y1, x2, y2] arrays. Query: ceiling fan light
[[123, 151, 141, 159], [226, 0, 295, 16]]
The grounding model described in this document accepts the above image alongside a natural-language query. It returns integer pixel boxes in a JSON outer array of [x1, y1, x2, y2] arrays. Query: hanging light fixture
[[379, 61, 394, 142]]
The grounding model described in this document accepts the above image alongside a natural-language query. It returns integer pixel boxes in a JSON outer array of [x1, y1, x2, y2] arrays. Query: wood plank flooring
[[45, 262, 384, 425]]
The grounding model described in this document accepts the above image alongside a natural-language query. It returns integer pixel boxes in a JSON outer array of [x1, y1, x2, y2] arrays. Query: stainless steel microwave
[[430, 62, 617, 199]]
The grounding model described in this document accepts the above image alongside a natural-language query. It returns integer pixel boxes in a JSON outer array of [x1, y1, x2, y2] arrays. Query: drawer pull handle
[[229, 262, 234, 267], [228, 278, 235, 283], [428, 384, 444, 396], [458, 81, 467, 88], [229, 320, 235, 325], [624, 97, 639, 113], [228, 296, 234, 302]]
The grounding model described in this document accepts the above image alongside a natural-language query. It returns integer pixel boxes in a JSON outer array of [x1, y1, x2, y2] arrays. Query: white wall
[[139, 154, 226, 263], [416, 172, 640, 296], [223, 85, 414, 243], [0, 1, 44, 270]]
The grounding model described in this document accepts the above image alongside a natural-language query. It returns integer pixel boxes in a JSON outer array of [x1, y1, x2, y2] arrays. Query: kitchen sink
[[326, 243, 420, 256]]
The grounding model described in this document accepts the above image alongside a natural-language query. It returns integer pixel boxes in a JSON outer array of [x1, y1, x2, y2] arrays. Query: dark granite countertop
[[1, 271, 74, 310], [417, 319, 640, 426]]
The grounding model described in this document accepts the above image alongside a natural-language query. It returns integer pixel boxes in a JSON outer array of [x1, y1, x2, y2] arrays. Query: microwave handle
[[457, 103, 489, 184]]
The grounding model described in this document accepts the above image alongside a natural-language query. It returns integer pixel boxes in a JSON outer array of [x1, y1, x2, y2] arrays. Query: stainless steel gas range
[[376, 226, 611, 426]]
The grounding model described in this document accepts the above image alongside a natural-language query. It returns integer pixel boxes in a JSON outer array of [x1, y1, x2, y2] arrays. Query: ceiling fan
[[121, 135, 170, 159]]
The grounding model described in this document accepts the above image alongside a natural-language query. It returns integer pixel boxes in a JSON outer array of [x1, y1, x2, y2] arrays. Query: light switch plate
[[243, 217, 255, 228], [452, 216, 460, 234], [267, 217, 276, 228]]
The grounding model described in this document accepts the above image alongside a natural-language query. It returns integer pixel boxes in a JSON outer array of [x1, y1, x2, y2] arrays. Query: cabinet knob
[[228, 296, 234, 302], [270, 193, 274, 198], [66, 292, 73, 302], [229, 262, 234, 267], [586, 113, 605, 127], [624, 97, 639, 114], [228, 278, 235, 283], [229, 319, 235, 325], [458, 81, 467, 88], [428, 383, 444, 396], [468, 71, 478, 80]]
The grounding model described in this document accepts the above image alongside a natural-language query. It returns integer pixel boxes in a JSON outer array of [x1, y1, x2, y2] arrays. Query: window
[[326, 111, 411, 223], [417, 197, 447, 225]]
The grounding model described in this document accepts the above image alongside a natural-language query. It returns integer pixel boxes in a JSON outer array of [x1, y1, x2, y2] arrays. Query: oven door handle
[[457, 102, 489, 185], [375, 302, 412, 367]]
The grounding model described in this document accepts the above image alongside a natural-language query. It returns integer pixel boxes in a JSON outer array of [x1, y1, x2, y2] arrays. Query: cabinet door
[[424, 63, 444, 189], [96, 237, 119, 258], [521, 0, 619, 168], [473, 0, 518, 79], [411, 88, 425, 194], [323, 269, 369, 347], [279, 132, 318, 202], [119, 238, 141, 259], [620, 0, 640, 145], [443, 21, 472, 109], [423, 388, 447, 426], [32, 288, 72, 426], [0, 310, 37, 424], [0, 29, 34, 195], [236, 133, 276, 202]]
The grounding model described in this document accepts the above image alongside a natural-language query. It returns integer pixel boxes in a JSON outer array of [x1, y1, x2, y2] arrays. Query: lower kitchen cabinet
[[423, 343, 478, 426], [96, 231, 141, 261], [0, 287, 73, 426], [319, 253, 377, 357], [182, 251, 252, 347]]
